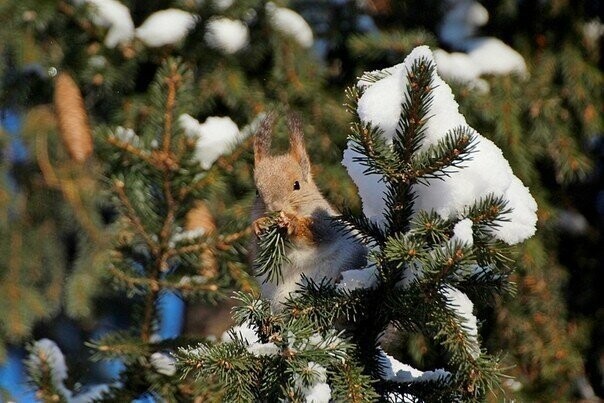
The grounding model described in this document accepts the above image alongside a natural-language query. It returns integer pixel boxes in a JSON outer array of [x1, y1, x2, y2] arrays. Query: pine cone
[[186, 202, 218, 278], [54, 72, 93, 163], [185, 201, 216, 233]]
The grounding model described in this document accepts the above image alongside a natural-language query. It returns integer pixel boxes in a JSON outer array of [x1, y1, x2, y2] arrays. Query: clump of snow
[[73, 0, 134, 48], [463, 38, 527, 77], [27, 339, 70, 397], [247, 341, 280, 357], [26, 339, 117, 401], [221, 321, 259, 344], [113, 126, 139, 146], [169, 228, 206, 247], [441, 286, 480, 358], [357, 70, 407, 142], [337, 264, 378, 291], [583, 19, 604, 43], [304, 382, 331, 403], [439, 0, 488, 47], [294, 362, 331, 403], [378, 348, 450, 383], [437, 1, 527, 84], [205, 17, 249, 54], [433, 48, 489, 93], [555, 209, 589, 235], [88, 55, 108, 69], [342, 46, 537, 245], [179, 114, 241, 170], [150, 352, 177, 376], [266, 2, 313, 48], [178, 275, 208, 286], [452, 218, 473, 246], [213, 0, 234, 11], [504, 378, 523, 392], [221, 321, 279, 356], [135, 9, 198, 47]]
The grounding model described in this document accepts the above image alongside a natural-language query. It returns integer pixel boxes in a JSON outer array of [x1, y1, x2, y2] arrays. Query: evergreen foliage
[[325, 0, 602, 399], [0, 0, 601, 401], [24, 57, 253, 401]]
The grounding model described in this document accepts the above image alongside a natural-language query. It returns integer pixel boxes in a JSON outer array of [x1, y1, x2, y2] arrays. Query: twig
[[166, 227, 251, 258], [162, 66, 180, 153], [113, 180, 160, 256], [106, 136, 156, 165]]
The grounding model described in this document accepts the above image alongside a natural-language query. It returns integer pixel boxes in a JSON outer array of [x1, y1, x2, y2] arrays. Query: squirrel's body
[[251, 114, 366, 308]]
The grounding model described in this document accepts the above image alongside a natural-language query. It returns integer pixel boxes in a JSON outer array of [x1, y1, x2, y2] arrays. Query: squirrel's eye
[[293, 181, 300, 190], [255, 189, 259, 197]]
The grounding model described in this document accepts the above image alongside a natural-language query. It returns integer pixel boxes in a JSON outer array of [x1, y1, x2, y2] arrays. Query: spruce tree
[[316, 0, 602, 399]]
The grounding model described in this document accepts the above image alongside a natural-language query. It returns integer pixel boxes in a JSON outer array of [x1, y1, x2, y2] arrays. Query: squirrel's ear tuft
[[254, 112, 275, 165], [288, 113, 310, 179]]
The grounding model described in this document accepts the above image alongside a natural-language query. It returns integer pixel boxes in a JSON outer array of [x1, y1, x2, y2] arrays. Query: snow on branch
[[26, 338, 114, 402], [342, 45, 537, 245], [378, 349, 451, 384]]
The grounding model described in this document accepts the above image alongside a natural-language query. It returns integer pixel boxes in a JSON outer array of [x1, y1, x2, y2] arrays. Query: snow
[[304, 382, 331, 403], [150, 352, 177, 376], [433, 48, 489, 92], [169, 228, 206, 247], [341, 147, 387, 223], [178, 275, 208, 286], [452, 218, 473, 246], [247, 342, 280, 356], [357, 70, 407, 142], [378, 348, 450, 383], [294, 362, 331, 403], [463, 38, 527, 77], [439, 1, 488, 47], [205, 18, 249, 54], [342, 46, 537, 245], [555, 209, 589, 235], [220, 322, 279, 356], [27, 339, 117, 401], [266, 3, 313, 48], [213, 0, 234, 11], [437, 1, 527, 84], [179, 114, 241, 170], [441, 286, 480, 358], [73, 0, 134, 48], [27, 339, 70, 397], [113, 126, 139, 146], [135, 9, 198, 47], [221, 321, 259, 344], [337, 264, 378, 291]]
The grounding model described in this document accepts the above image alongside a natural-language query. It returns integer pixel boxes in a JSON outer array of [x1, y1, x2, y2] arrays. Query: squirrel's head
[[253, 112, 322, 215]]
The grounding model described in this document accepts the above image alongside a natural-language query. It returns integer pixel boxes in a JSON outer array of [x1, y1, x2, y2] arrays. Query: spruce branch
[[253, 213, 292, 285], [349, 121, 402, 179], [394, 57, 435, 164], [409, 210, 451, 246], [283, 276, 364, 328], [333, 209, 387, 247], [464, 194, 511, 230], [411, 126, 478, 184]]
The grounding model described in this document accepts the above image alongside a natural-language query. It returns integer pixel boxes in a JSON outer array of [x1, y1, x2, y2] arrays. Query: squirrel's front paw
[[252, 216, 273, 237], [279, 211, 314, 245]]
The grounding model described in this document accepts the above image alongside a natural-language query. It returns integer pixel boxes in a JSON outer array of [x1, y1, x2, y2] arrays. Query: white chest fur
[[258, 234, 365, 309]]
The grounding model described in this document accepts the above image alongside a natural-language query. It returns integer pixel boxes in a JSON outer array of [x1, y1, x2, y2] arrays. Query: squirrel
[[251, 112, 367, 308]]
